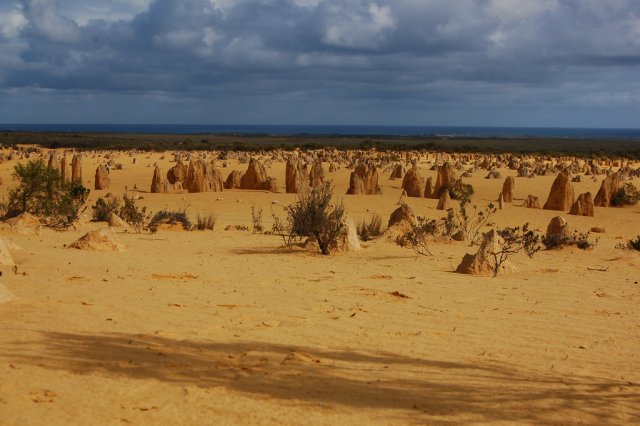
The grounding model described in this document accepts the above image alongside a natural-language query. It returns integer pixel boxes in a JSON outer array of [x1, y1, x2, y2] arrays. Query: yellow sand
[[0, 150, 638, 425]]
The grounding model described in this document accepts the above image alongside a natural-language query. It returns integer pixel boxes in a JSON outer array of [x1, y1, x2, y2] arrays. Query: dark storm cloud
[[1, 0, 639, 125]]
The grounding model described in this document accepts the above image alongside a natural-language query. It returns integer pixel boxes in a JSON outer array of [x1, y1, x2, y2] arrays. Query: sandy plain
[[0, 148, 638, 425]]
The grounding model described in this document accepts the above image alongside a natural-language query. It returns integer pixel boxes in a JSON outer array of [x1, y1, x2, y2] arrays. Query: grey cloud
[[1, 0, 639, 126]]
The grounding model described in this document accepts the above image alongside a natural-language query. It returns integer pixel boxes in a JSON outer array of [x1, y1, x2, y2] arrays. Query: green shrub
[[395, 216, 440, 256], [494, 224, 542, 276], [543, 230, 598, 250], [434, 180, 475, 201], [148, 210, 192, 233], [575, 232, 599, 250], [7, 159, 89, 229], [542, 233, 567, 249], [617, 236, 640, 251], [612, 182, 640, 206], [118, 194, 149, 233], [449, 181, 475, 201]]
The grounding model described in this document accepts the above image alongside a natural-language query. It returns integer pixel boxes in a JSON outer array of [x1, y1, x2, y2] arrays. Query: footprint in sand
[[29, 389, 57, 403], [281, 351, 321, 365]]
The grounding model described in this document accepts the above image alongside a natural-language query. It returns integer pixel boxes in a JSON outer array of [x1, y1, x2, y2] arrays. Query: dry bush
[[449, 199, 496, 244], [543, 230, 598, 250], [286, 181, 345, 255], [494, 224, 542, 276], [357, 214, 384, 241], [92, 196, 121, 221], [616, 235, 640, 251], [612, 182, 640, 206], [195, 212, 216, 230], [395, 216, 440, 256], [251, 204, 264, 233], [118, 193, 150, 233]]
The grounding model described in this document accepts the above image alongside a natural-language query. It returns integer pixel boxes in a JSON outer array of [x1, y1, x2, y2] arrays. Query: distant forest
[[2, 131, 640, 159]]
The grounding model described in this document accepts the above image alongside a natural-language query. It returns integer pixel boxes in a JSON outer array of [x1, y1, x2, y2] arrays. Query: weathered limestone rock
[[522, 195, 541, 209], [150, 165, 169, 193], [309, 161, 326, 187], [185, 159, 224, 193], [390, 164, 404, 179], [240, 158, 274, 191], [334, 216, 361, 252], [546, 216, 571, 242], [594, 173, 623, 207], [68, 227, 125, 252], [346, 162, 380, 195], [108, 213, 127, 228], [401, 166, 424, 198], [48, 151, 60, 173], [60, 155, 72, 182], [569, 192, 595, 217], [456, 229, 517, 276], [95, 165, 110, 190], [224, 170, 243, 189], [433, 163, 457, 198], [437, 190, 451, 210], [424, 177, 433, 198], [71, 153, 83, 183], [543, 171, 575, 211], [167, 160, 188, 185], [285, 155, 307, 194], [502, 176, 515, 203], [384, 203, 417, 239]]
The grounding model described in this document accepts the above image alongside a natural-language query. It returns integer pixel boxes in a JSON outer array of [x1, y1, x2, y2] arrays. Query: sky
[[0, 0, 639, 127]]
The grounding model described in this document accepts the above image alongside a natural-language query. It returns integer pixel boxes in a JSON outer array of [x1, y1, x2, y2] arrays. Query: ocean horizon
[[2, 124, 640, 140]]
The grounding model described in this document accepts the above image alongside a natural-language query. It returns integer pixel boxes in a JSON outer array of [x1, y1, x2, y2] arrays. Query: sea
[[1, 124, 640, 140]]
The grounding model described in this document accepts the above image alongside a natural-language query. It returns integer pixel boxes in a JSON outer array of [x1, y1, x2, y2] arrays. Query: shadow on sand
[[4, 331, 638, 424]]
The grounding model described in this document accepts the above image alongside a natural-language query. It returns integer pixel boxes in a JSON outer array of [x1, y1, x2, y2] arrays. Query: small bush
[[357, 214, 384, 241], [434, 180, 474, 201], [286, 181, 345, 255], [92, 196, 121, 222], [612, 182, 640, 206], [195, 212, 216, 230], [148, 210, 192, 233], [494, 224, 542, 276], [271, 211, 299, 246], [617, 236, 640, 251], [449, 181, 475, 201], [118, 193, 149, 233], [575, 232, 599, 250], [448, 199, 496, 244], [395, 216, 440, 256], [542, 233, 567, 249], [442, 208, 458, 237], [251, 204, 264, 233], [543, 230, 598, 250]]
